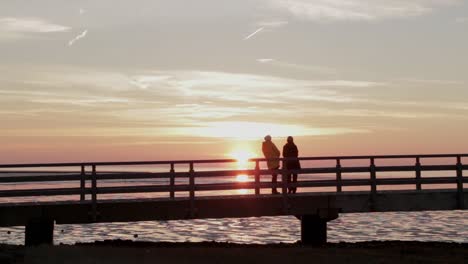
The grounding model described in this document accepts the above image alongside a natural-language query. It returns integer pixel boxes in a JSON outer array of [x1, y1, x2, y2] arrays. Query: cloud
[[257, 20, 289, 28], [256, 58, 275, 63], [171, 121, 370, 139], [244, 27, 264, 40], [256, 58, 336, 74], [30, 97, 129, 106], [0, 17, 70, 39], [396, 78, 463, 85], [68, 30, 88, 46], [10, 67, 467, 140], [266, 0, 461, 22], [455, 17, 468, 23], [130, 70, 379, 104]]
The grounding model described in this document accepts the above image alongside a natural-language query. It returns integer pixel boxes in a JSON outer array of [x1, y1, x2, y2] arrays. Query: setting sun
[[229, 150, 255, 168]]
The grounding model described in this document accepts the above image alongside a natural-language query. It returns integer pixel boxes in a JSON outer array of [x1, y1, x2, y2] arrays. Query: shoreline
[[1, 240, 466, 264]]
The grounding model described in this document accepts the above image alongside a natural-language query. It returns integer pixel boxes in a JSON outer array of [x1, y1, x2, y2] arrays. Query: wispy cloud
[[455, 16, 468, 23], [4, 67, 466, 141], [130, 71, 379, 104], [68, 29, 88, 46], [257, 20, 289, 28], [256, 58, 336, 74], [256, 58, 275, 63], [396, 78, 463, 85], [244, 27, 264, 40], [0, 17, 70, 39], [266, 0, 461, 22], [172, 121, 370, 139]]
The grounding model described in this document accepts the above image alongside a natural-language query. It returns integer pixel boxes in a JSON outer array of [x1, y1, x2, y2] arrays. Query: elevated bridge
[[0, 153, 466, 245]]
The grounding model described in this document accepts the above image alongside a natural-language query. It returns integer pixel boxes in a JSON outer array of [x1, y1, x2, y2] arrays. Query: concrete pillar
[[301, 215, 327, 245], [25, 218, 54, 246]]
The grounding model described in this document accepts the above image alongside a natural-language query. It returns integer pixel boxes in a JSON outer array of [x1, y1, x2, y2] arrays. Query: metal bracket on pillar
[[301, 215, 327, 245], [25, 218, 54, 246]]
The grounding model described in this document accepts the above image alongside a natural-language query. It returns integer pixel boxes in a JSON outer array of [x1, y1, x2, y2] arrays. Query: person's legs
[[272, 172, 278, 194], [287, 172, 292, 193], [292, 173, 298, 193]]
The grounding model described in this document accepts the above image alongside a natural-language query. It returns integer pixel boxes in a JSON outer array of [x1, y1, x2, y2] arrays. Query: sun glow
[[229, 150, 255, 168], [236, 174, 249, 182]]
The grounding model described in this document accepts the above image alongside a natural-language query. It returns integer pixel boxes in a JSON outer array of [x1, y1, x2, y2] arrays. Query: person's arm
[[293, 145, 299, 157], [274, 144, 280, 157], [262, 143, 269, 158]]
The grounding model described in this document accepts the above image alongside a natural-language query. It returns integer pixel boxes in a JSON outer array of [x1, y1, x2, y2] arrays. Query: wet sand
[[1, 241, 466, 264]]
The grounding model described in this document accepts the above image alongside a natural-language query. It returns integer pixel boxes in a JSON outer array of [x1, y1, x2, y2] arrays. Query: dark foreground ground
[[0, 240, 466, 264]]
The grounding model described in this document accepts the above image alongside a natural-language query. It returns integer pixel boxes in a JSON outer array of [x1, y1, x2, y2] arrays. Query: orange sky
[[1, 1, 468, 164]]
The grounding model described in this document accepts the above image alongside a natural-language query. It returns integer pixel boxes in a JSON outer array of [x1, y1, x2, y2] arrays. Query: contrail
[[68, 30, 88, 46], [244, 27, 264, 40], [256, 58, 275, 63]]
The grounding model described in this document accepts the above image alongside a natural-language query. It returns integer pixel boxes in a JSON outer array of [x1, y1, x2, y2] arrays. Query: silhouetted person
[[262, 135, 280, 194], [283, 136, 301, 194]]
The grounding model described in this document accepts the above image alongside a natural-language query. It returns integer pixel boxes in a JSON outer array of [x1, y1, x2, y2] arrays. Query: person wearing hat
[[262, 135, 281, 194], [283, 136, 301, 194]]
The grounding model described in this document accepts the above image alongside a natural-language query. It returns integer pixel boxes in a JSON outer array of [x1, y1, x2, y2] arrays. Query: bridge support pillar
[[301, 215, 327, 245], [25, 218, 54, 246]]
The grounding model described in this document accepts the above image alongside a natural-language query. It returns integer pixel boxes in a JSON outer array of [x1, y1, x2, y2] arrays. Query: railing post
[[370, 158, 377, 194], [80, 165, 86, 201], [370, 158, 377, 211], [456, 156, 465, 209], [91, 165, 98, 221], [255, 161, 260, 195], [281, 168, 288, 195], [281, 166, 289, 213], [170, 163, 175, 199], [189, 162, 196, 217], [415, 157, 422, 191], [336, 159, 342, 192]]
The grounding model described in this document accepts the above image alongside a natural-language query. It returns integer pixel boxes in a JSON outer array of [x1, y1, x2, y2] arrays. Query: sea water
[[0, 211, 466, 245]]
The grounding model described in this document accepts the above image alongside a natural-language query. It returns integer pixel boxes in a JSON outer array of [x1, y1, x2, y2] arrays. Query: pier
[[0, 153, 467, 246]]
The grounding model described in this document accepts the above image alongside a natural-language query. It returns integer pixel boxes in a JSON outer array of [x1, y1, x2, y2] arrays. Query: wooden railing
[[1, 154, 467, 211]]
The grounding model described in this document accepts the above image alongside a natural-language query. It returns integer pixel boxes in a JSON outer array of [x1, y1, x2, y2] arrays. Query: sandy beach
[[1, 241, 466, 264]]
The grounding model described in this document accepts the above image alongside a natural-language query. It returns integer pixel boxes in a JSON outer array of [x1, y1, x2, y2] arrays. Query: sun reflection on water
[[229, 149, 255, 194]]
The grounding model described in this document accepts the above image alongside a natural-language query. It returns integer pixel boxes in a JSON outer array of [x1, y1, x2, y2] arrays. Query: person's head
[[264, 135, 272, 142], [287, 136, 294, 143]]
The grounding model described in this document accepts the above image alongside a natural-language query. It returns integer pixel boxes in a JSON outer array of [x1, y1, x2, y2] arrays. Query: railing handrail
[[0, 153, 467, 168], [0, 152, 466, 211]]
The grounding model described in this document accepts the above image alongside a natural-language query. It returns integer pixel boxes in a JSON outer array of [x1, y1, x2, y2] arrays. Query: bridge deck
[[0, 189, 465, 227]]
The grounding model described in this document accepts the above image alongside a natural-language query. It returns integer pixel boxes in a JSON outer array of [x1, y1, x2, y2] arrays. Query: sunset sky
[[1, 0, 468, 163]]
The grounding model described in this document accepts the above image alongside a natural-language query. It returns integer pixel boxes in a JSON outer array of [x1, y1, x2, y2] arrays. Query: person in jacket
[[283, 136, 301, 194], [262, 135, 280, 194]]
